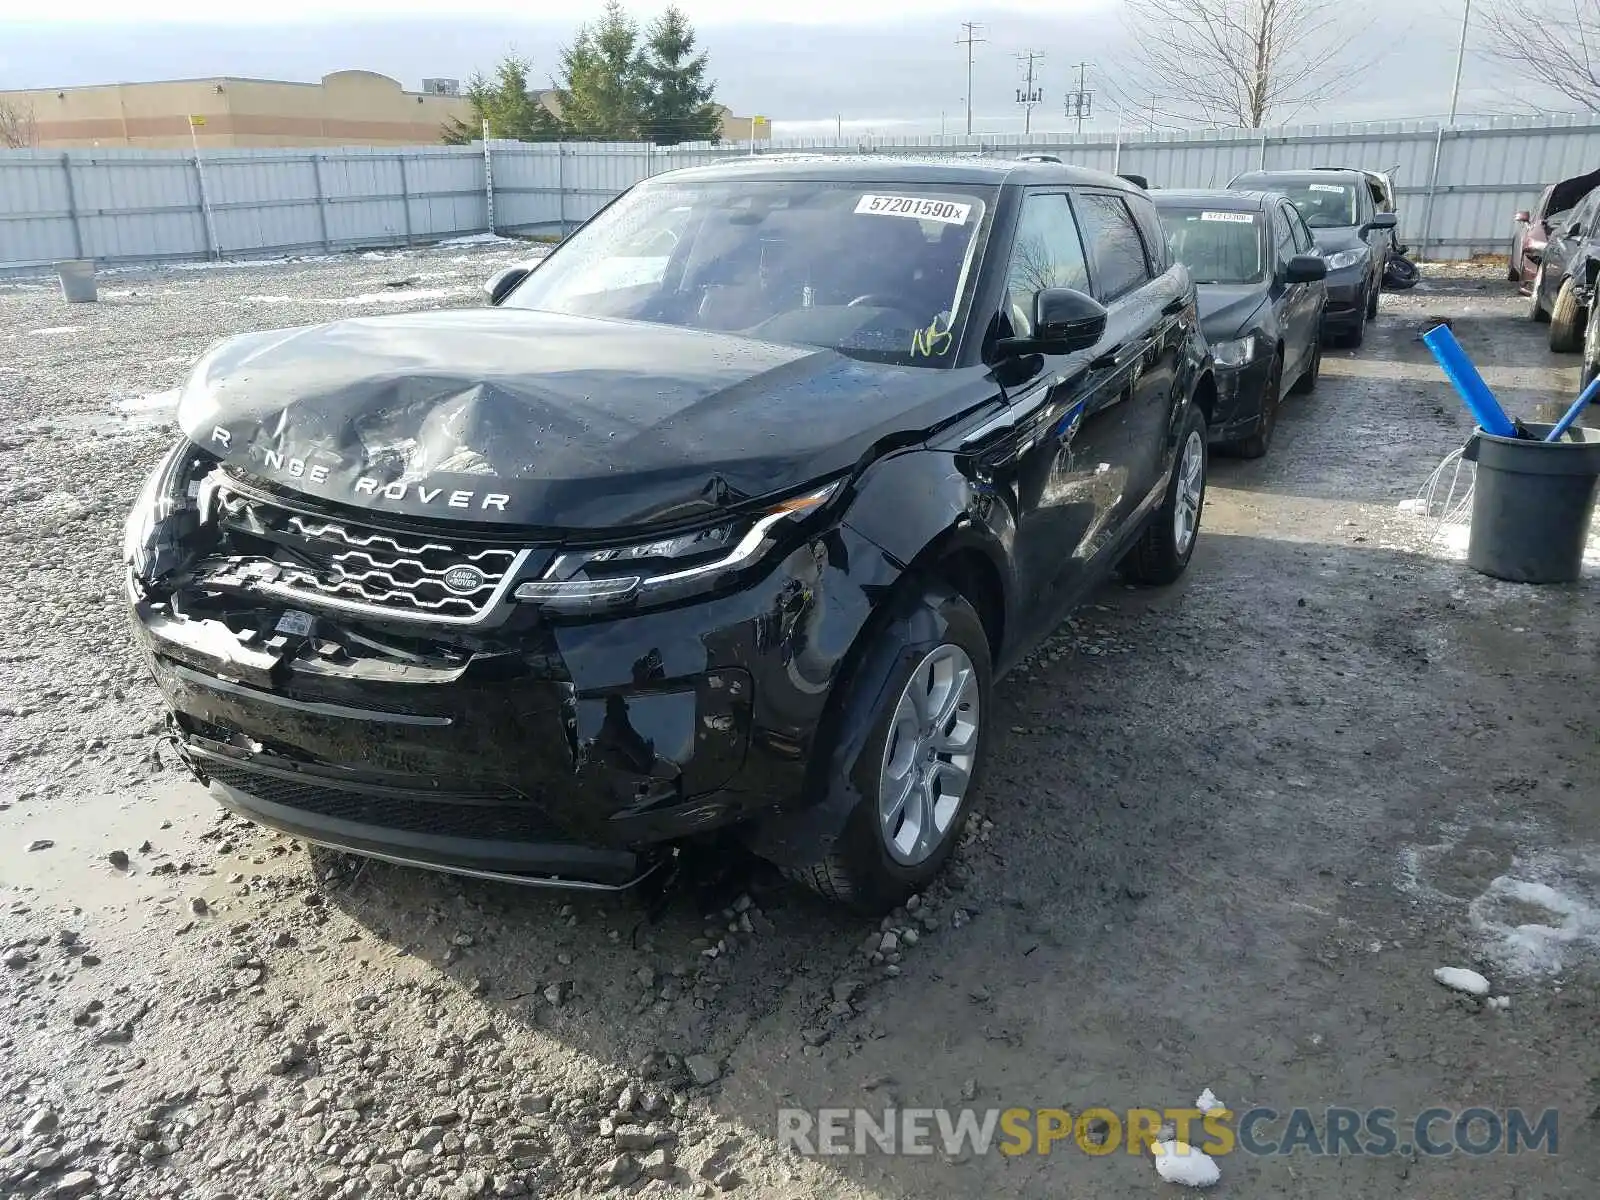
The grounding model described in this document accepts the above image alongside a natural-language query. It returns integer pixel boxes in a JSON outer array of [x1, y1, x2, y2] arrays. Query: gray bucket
[[1462, 422, 1600, 583], [55, 259, 97, 303]]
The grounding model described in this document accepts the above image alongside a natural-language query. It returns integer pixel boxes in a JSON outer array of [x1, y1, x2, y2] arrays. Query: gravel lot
[[2, 249, 1598, 1199]]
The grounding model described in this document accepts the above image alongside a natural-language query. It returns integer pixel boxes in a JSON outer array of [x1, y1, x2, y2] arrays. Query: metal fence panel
[[8, 117, 1600, 269]]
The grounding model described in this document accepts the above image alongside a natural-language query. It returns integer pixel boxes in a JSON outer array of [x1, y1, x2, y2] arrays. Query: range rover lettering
[[124, 158, 1216, 912]]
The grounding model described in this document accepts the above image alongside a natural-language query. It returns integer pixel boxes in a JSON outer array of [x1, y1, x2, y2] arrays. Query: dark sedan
[[1230, 169, 1398, 347], [123, 158, 1216, 912], [1154, 189, 1328, 458]]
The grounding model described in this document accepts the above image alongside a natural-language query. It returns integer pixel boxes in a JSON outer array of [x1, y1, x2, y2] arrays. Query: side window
[[1270, 206, 1296, 268], [1074, 191, 1153, 302], [1003, 192, 1091, 338], [1127, 196, 1170, 273], [1287, 205, 1315, 253]]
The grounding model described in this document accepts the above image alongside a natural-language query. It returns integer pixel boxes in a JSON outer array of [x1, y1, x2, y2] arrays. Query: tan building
[[2, 71, 770, 149]]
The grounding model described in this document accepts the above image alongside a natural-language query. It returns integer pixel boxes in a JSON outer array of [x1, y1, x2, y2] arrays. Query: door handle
[[1161, 296, 1186, 316], [1089, 343, 1124, 370]]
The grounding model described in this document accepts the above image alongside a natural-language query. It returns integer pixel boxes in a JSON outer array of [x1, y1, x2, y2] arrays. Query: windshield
[[503, 179, 993, 367], [1156, 207, 1265, 284], [1277, 182, 1359, 228]]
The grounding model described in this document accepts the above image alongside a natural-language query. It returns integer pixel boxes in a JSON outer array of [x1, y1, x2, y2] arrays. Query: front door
[[979, 188, 1127, 642]]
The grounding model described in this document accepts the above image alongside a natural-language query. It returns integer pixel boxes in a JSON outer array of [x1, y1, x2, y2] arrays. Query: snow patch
[[117, 389, 180, 414], [1152, 1141, 1220, 1188], [239, 285, 473, 307], [1195, 1088, 1222, 1114], [438, 232, 520, 247], [1468, 873, 1600, 975], [31, 325, 83, 336], [1433, 966, 1489, 996]]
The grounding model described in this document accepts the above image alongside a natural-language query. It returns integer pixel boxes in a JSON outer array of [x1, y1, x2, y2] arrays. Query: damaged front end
[[123, 438, 887, 890]]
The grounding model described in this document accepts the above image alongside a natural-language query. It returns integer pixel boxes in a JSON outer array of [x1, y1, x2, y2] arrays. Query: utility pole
[[1015, 50, 1045, 137], [1448, 0, 1472, 124], [1064, 61, 1093, 134], [957, 21, 987, 136]]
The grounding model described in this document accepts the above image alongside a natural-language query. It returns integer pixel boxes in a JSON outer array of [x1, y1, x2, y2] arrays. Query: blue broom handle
[[1421, 324, 1518, 439], [1546, 375, 1600, 442]]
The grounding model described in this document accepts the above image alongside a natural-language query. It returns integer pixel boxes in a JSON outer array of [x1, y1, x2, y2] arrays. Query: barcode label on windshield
[[1200, 211, 1254, 223], [1309, 184, 1344, 193], [855, 195, 972, 224]]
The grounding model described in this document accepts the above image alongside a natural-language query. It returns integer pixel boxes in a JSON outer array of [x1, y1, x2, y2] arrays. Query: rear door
[[1072, 188, 1187, 524]]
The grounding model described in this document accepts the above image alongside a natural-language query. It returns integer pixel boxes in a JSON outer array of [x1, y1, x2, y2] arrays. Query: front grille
[[207, 484, 527, 623], [204, 759, 572, 843]]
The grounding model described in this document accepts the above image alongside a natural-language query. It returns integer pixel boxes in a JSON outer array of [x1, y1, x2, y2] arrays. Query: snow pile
[[239, 286, 475, 307], [439, 232, 521, 247], [30, 325, 83, 336], [1468, 873, 1600, 975], [1152, 1140, 1220, 1188], [1433, 966, 1490, 996]]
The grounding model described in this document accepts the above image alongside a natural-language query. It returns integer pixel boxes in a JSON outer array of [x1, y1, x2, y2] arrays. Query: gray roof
[[1231, 168, 1368, 184], [643, 155, 1141, 191], [1152, 188, 1275, 211]]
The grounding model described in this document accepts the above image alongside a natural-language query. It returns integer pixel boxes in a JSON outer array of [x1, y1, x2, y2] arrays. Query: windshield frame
[[501, 176, 999, 369], [1154, 204, 1267, 285]]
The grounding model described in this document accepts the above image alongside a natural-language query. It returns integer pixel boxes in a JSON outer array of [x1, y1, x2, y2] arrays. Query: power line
[[956, 21, 988, 136], [1015, 50, 1045, 136]]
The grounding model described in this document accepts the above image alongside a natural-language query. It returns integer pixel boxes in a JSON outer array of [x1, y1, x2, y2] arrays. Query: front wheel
[[1583, 301, 1600, 389], [1122, 405, 1208, 586], [1550, 277, 1585, 352], [1530, 264, 1550, 323], [1234, 353, 1281, 460], [784, 584, 993, 913], [1291, 328, 1322, 395], [1366, 277, 1380, 319]]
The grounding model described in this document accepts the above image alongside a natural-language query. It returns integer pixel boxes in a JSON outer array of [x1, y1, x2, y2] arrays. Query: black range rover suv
[[124, 158, 1215, 911]]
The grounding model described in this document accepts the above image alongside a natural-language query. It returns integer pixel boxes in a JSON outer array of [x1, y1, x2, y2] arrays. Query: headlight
[[514, 482, 841, 613], [1326, 249, 1366, 271], [123, 438, 215, 586], [1210, 336, 1256, 368]]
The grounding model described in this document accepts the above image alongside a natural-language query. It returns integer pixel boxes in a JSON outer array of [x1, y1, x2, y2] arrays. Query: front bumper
[[129, 525, 895, 887], [1207, 357, 1275, 444], [1322, 268, 1368, 331]]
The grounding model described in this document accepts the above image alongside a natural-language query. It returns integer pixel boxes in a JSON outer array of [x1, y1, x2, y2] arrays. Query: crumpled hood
[[1309, 226, 1368, 257], [1549, 167, 1600, 221], [177, 308, 981, 530], [1195, 283, 1266, 345]]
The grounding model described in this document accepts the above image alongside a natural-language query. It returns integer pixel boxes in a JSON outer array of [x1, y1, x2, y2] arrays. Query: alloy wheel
[[878, 643, 981, 866], [1173, 429, 1205, 556]]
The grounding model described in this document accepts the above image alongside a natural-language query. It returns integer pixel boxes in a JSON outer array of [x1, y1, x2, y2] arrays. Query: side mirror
[[1361, 212, 1399, 236], [1285, 254, 1327, 284], [998, 287, 1109, 358], [483, 265, 532, 306], [1514, 210, 1532, 223]]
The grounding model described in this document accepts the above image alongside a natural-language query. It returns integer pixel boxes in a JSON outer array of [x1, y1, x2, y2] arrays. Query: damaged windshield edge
[[1155, 207, 1265, 285], [1277, 183, 1359, 229], [503, 180, 995, 367]]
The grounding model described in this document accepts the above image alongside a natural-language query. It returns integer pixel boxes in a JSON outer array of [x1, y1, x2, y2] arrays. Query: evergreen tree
[[441, 55, 561, 144], [639, 5, 721, 145], [554, 1, 646, 140]]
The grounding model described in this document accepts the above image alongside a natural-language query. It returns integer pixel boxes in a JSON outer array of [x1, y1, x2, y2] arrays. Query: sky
[[1, 0, 1552, 139]]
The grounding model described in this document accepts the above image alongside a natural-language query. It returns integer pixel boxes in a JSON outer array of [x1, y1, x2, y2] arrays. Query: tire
[[1342, 308, 1366, 349], [1583, 301, 1600, 390], [1122, 404, 1208, 586], [1291, 324, 1323, 394], [1366, 276, 1380, 319], [1234, 352, 1281, 460], [1550, 276, 1585, 353], [784, 583, 993, 913], [1530, 263, 1550, 323]]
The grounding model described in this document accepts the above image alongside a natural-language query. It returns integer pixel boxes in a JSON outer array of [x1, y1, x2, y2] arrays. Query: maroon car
[[1513, 167, 1600, 288]]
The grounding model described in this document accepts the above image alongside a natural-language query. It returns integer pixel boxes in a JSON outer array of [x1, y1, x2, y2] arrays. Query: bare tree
[[1120, 0, 1371, 129], [1479, 0, 1600, 112], [0, 98, 38, 148]]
